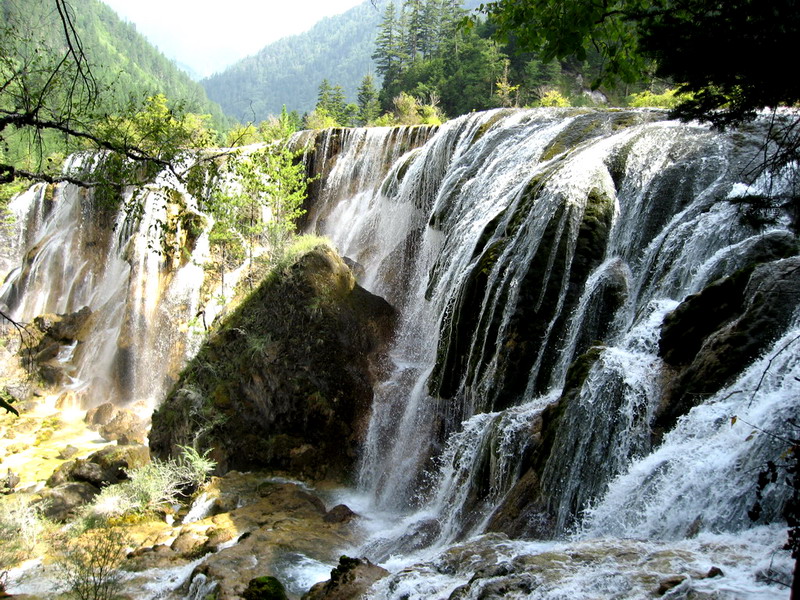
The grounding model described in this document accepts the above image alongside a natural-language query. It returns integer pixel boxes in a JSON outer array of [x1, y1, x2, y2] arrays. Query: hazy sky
[[101, 0, 365, 78]]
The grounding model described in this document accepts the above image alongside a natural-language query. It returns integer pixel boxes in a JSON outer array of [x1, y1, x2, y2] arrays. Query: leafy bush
[[0, 496, 50, 566], [628, 88, 689, 108], [538, 90, 571, 107]]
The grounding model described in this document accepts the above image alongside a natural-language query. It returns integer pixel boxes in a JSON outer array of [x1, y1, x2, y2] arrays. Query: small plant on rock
[[84, 445, 216, 522]]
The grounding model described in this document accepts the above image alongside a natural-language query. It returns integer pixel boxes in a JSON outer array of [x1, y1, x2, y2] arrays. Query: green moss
[[540, 115, 605, 162], [211, 384, 231, 408], [243, 576, 287, 600], [471, 110, 514, 145], [563, 347, 604, 394]]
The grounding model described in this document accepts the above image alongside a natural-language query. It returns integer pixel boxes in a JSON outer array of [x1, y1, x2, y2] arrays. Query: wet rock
[[45, 444, 147, 488], [323, 504, 356, 524], [657, 574, 687, 595], [171, 530, 210, 556], [302, 556, 389, 600], [386, 518, 442, 556], [39, 481, 99, 521], [173, 474, 360, 600], [98, 409, 147, 444], [85, 402, 117, 428], [485, 469, 552, 539], [57, 445, 80, 460], [33, 306, 92, 342], [67, 460, 107, 487], [243, 575, 288, 600], [657, 256, 800, 431], [704, 566, 724, 578], [1, 469, 19, 493], [89, 444, 150, 473]]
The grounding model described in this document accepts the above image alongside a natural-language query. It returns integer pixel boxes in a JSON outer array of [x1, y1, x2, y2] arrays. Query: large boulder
[[38, 481, 99, 522], [150, 245, 396, 482], [45, 444, 149, 488]]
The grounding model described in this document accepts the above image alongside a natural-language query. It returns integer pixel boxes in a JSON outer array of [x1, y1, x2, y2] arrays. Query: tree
[[0, 0, 214, 189], [478, 0, 800, 126], [205, 143, 312, 291], [314, 79, 351, 126], [356, 74, 381, 125], [0, 1, 221, 344], [479, 0, 800, 223], [373, 1, 406, 96]]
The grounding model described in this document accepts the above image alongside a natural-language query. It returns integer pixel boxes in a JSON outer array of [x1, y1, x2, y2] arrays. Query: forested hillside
[[0, 0, 229, 193], [68, 0, 228, 125], [201, 1, 384, 121]]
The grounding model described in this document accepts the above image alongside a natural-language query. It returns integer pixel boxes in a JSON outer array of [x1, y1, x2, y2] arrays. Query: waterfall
[[303, 108, 798, 560], [2, 108, 795, 595], [0, 155, 209, 410]]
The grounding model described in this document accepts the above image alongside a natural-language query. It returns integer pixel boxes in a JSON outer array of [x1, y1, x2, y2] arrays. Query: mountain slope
[[83, 0, 229, 126], [4, 0, 230, 127], [201, 1, 386, 121]]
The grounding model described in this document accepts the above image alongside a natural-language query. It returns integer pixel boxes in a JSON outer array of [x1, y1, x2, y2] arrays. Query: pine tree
[[402, 0, 424, 62], [356, 74, 381, 125], [420, 0, 442, 59], [373, 2, 402, 84]]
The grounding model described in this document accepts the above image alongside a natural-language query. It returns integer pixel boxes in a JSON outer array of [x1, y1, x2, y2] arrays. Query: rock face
[[23, 306, 92, 386], [150, 245, 396, 482], [656, 255, 800, 432]]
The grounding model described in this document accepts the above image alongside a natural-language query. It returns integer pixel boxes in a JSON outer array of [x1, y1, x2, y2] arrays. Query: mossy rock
[[656, 256, 800, 433], [242, 576, 288, 600], [150, 245, 396, 483]]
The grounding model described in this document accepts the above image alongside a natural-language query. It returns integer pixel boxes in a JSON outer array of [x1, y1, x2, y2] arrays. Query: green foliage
[[479, 0, 800, 127], [56, 528, 130, 600], [538, 90, 570, 107], [479, 0, 653, 88], [304, 109, 341, 130], [628, 87, 687, 108], [86, 446, 216, 521], [226, 125, 262, 148], [0, 0, 228, 188], [356, 74, 382, 125], [391, 92, 444, 125], [202, 143, 313, 294]]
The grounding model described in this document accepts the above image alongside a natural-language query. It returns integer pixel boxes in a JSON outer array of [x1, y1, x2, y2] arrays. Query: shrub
[[0, 496, 50, 566], [628, 88, 690, 108], [538, 90, 571, 107], [56, 528, 130, 600], [85, 446, 216, 521]]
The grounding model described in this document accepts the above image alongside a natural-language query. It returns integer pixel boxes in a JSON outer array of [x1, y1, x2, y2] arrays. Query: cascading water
[[0, 155, 209, 410], [2, 108, 796, 597], [302, 108, 797, 594]]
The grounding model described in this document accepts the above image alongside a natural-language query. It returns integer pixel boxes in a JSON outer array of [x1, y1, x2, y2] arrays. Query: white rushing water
[[303, 108, 797, 596]]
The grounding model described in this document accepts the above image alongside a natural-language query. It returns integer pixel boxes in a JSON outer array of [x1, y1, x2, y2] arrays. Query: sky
[[101, 0, 365, 79]]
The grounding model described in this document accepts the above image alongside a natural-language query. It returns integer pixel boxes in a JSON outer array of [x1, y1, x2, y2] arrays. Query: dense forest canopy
[[479, 0, 800, 127]]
